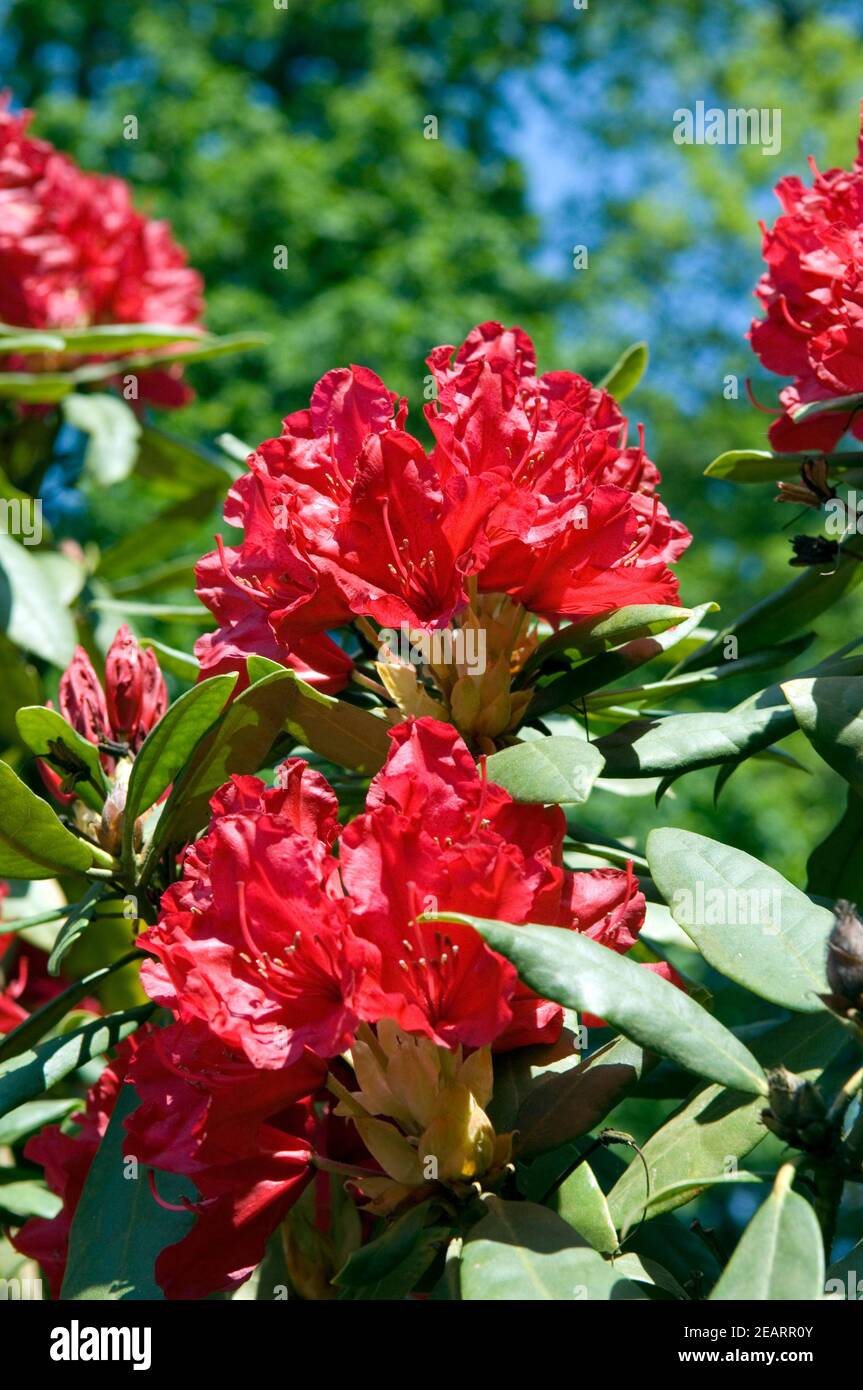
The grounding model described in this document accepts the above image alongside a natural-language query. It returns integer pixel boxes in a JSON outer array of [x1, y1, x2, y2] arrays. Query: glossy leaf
[[782, 676, 863, 793], [485, 737, 604, 804], [598, 341, 648, 401], [606, 1010, 847, 1233], [0, 534, 77, 665], [515, 1036, 651, 1159], [15, 705, 108, 810], [647, 828, 831, 1011], [0, 759, 95, 878], [0, 951, 141, 1062], [549, 1161, 619, 1254], [248, 655, 392, 775], [0, 1006, 153, 1119], [710, 1171, 824, 1301], [460, 1199, 642, 1300], [436, 915, 767, 1095]]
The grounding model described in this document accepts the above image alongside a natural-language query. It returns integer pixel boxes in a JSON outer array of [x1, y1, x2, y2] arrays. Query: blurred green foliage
[[3, 0, 863, 889]]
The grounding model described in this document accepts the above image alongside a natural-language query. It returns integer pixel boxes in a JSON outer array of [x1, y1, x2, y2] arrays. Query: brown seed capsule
[[827, 900, 863, 1008]]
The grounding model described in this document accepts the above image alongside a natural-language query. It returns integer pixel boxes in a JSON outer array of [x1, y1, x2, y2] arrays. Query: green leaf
[[515, 1036, 651, 1159], [0, 951, 141, 1062], [0, 759, 95, 878], [606, 1010, 847, 1234], [15, 705, 108, 811], [782, 676, 863, 794], [0, 1097, 78, 1146], [710, 1169, 824, 1301], [143, 668, 299, 866], [599, 341, 648, 401], [646, 828, 831, 1012], [0, 534, 77, 665], [134, 425, 238, 499], [54, 322, 207, 353], [335, 1202, 448, 1299], [435, 915, 767, 1095], [122, 673, 237, 866], [485, 737, 604, 805], [526, 604, 696, 676], [703, 448, 863, 483], [62, 392, 141, 487], [46, 884, 107, 978], [0, 1006, 153, 1119], [594, 698, 794, 778], [807, 787, 863, 901], [792, 389, 863, 422], [249, 655, 392, 775], [0, 1177, 61, 1221], [62, 1081, 196, 1300], [460, 1198, 642, 1300], [549, 1161, 619, 1254], [623, 1172, 764, 1237]]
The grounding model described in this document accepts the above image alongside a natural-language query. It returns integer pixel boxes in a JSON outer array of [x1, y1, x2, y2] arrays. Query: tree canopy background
[[3, 0, 863, 876]]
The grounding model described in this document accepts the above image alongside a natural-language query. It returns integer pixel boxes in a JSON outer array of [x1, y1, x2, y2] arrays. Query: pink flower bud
[[58, 648, 110, 747], [105, 625, 145, 742]]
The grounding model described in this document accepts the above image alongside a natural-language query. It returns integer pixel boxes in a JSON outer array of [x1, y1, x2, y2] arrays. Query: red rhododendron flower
[[122, 1021, 324, 1299], [750, 103, 863, 452], [141, 717, 648, 1064], [194, 323, 689, 690], [0, 93, 204, 406]]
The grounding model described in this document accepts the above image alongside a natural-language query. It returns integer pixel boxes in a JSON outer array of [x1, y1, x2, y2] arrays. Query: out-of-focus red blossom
[[0, 885, 82, 1034], [39, 626, 167, 803], [750, 103, 863, 452], [141, 717, 652, 1065], [194, 322, 689, 690], [12, 1040, 133, 1297], [0, 93, 204, 407]]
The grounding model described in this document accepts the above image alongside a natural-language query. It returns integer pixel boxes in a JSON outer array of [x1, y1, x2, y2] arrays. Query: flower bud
[[762, 1066, 828, 1149], [58, 647, 110, 746], [105, 625, 145, 743], [826, 900, 863, 1010]]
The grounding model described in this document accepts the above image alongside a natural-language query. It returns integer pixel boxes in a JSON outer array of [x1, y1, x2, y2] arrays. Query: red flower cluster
[[195, 322, 689, 689], [0, 94, 204, 406], [751, 104, 863, 452], [14, 717, 668, 1298]]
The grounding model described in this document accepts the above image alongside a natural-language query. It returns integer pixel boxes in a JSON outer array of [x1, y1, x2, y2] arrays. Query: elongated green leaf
[[460, 1199, 642, 1300], [122, 673, 237, 864], [793, 389, 863, 422], [606, 1010, 847, 1233], [710, 1170, 824, 1301], [0, 1178, 61, 1221], [15, 705, 108, 810], [515, 1036, 651, 1159], [599, 341, 648, 401], [62, 1081, 196, 1300], [622, 1172, 764, 1238], [703, 448, 863, 483], [807, 787, 863, 901], [0, 534, 77, 665], [46, 884, 106, 977], [0, 1097, 78, 1146], [135, 425, 238, 499], [647, 828, 830, 1011], [0, 951, 141, 1062], [249, 655, 392, 775], [0, 759, 95, 878], [144, 668, 299, 865], [594, 699, 794, 777], [0, 1006, 153, 1118], [783, 676, 863, 794], [550, 1162, 619, 1254], [436, 915, 767, 1095], [54, 322, 206, 353], [526, 605, 693, 677], [485, 737, 604, 805], [335, 1202, 447, 1297]]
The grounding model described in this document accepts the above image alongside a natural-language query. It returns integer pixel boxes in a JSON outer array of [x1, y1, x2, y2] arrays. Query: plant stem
[[812, 1166, 844, 1262]]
